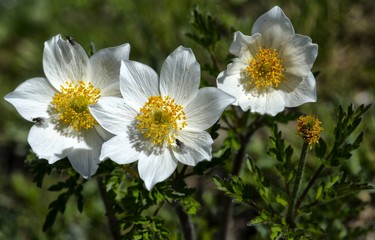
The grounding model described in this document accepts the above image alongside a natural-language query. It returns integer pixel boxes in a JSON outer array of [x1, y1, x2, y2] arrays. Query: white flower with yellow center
[[4, 34, 130, 178], [217, 6, 318, 116], [89, 46, 235, 190]]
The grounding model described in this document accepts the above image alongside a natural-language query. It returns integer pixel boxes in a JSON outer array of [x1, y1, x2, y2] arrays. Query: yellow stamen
[[242, 47, 286, 91], [297, 115, 324, 148], [136, 96, 187, 146], [51, 81, 101, 130]]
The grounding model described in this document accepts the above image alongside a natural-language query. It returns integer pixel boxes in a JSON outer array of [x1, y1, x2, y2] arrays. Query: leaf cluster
[[185, 5, 232, 78], [25, 156, 85, 231], [185, 5, 229, 52], [213, 104, 373, 239], [102, 165, 200, 239], [43, 172, 85, 231], [321, 104, 371, 166]]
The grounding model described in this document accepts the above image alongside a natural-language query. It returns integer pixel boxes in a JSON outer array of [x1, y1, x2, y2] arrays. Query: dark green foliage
[[263, 109, 301, 127], [268, 124, 294, 184], [308, 172, 372, 209], [213, 175, 257, 208], [25, 156, 52, 188], [193, 148, 231, 175], [325, 104, 371, 166], [315, 138, 327, 159], [25, 156, 85, 231], [209, 121, 221, 140], [214, 105, 373, 239], [101, 165, 201, 239], [185, 5, 229, 51], [185, 5, 232, 78], [43, 173, 85, 231]]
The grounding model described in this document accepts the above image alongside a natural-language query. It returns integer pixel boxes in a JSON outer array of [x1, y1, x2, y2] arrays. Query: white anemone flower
[[217, 6, 318, 116], [4, 34, 130, 178], [89, 46, 235, 190]]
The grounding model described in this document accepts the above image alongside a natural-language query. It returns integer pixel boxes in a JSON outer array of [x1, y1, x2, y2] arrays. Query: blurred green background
[[0, 0, 374, 239]]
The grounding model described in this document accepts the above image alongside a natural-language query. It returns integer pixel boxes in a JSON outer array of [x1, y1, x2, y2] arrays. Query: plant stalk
[[219, 115, 264, 240], [286, 142, 309, 226], [175, 204, 196, 240], [97, 177, 121, 240], [294, 163, 325, 212]]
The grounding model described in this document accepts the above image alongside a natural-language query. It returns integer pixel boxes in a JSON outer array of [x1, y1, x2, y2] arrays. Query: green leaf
[[42, 208, 58, 231], [249, 210, 270, 225], [268, 124, 294, 183], [181, 196, 200, 215], [315, 185, 323, 200], [25, 156, 51, 188], [194, 148, 230, 175], [185, 5, 228, 50], [326, 104, 371, 166], [276, 194, 288, 207], [209, 121, 220, 140], [315, 138, 327, 159], [270, 224, 283, 240], [48, 182, 66, 191], [43, 172, 85, 231], [264, 109, 300, 127], [307, 172, 373, 206], [212, 175, 249, 203]]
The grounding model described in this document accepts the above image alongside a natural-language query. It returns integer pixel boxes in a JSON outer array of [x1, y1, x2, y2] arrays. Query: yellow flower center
[[297, 115, 324, 148], [51, 81, 101, 130], [242, 48, 286, 91], [136, 96, 187, 146]]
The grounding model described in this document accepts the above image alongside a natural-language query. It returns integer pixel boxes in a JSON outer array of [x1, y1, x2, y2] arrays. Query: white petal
[[120, 61, 159, 110], [185, 87, 234, 131], [237, 93, 252, 112], [89, 96, 136, 135], [230, 32, 262, 57], [138, 149, 177, 190], [252, 6, 294, 48], [279, 72, 317, 107], [28, 124, 75, 163], [282, 35, 318, 76], [100, 134, 140, 164], [252, 6, 294, 35], [43, 34, 90, 90], [247, 91, 286, 116], [4, 78, 55, 121], [160, 46, 200, 105], [68, 129, 104, 178], [94, 125, 114, 142], [217, 71, 243, 106], [89, 43, 131, 97], [225, 58, 247, 76], [172, 131, 212, 166]]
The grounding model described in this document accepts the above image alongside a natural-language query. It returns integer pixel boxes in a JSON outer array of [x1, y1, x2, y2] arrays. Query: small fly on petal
[[175, 138, 187, 153], [66, 36, 75, 46], [32, 117, 49, 128]]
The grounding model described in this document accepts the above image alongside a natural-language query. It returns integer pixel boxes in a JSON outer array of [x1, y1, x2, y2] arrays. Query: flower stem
[[219, 115, 264, 240], [218, 134, 248, 240], [97, 177, 121, 240], [175, 203, 196, 240], [172, 165, 195, 240], [286, 141, 309, 226], [294, 163, 325, 211]]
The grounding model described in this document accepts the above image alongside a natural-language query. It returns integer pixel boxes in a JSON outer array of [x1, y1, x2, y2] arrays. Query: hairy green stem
[[286, 142, 309, 226], [294, 163, 325, 212], [97, 177, 121, 240]]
